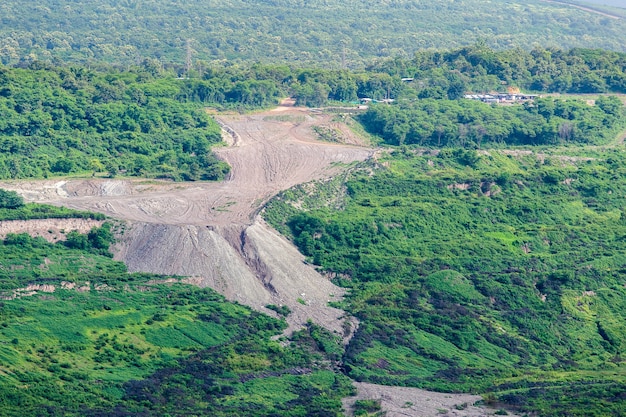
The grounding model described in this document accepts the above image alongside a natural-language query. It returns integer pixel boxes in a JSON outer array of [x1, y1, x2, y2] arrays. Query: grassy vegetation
[[0, 201, 353, 416], [0, 279, 355, 415], [265, 145, 626, 416], [1, 278, 358, 415]]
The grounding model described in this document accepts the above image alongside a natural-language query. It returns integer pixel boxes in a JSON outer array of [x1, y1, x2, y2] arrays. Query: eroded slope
[[0, 108, 371, 334]]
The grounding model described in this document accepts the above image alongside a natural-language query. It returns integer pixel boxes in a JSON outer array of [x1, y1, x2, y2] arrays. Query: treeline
[[4, 46, 626, 181], [0, 63, 229, 180], [175, 47, 626, 107], [360, 96, 625, 147], [371, 45, 626, 96]]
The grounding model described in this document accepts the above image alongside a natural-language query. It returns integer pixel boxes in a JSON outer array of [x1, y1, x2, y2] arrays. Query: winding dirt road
[[8, 110, 369, 228], [0, 107, 372, 335]]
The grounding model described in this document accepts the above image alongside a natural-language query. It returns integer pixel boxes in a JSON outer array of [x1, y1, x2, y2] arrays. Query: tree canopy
[[2, 0, 626, 67], [0, 64, 230, 180]]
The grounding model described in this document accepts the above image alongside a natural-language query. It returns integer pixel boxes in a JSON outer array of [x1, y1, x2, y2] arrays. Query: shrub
[[0, 189, 24, 209]]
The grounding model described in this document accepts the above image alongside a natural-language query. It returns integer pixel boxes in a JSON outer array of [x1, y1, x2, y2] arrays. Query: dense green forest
[[265, 146, 626, 416], [181, 45, 626, 106], [2, 0, 626, 67], [0, 192, 352, 416], [3, 46, 626, 181], [371, 46, 626, 95], [360, 96, 625, 147], [0, 64, 231, 180]]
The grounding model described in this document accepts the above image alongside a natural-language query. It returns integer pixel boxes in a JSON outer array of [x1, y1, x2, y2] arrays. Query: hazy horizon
[[578, 0, 626, 8]]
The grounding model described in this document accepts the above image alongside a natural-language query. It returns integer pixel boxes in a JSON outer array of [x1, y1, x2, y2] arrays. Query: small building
[[463, 93, 539, 104]]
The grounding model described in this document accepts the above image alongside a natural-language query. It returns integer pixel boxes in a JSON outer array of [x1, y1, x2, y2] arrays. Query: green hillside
[[4, 1, 626, 413], [3, 0, 626, 67], [0, 193, 352, 416], [265, 144, 626, 416]]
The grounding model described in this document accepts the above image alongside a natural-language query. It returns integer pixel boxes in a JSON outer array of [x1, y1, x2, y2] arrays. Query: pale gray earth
[[344, 382, 520, 417]]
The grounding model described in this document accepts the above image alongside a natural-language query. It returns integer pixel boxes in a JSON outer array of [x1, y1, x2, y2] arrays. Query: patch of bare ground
[[0, 218, 103, 242], [1, 281, 101, 300], [344, 382, 521, 417], [0, 108, 371, 337], [497, 149, 594, 164]]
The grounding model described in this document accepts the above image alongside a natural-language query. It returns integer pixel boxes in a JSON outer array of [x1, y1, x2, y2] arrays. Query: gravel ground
[[344, 382, 521, 417]]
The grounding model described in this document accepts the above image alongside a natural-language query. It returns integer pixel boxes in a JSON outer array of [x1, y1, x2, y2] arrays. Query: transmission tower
[[185, 39, 193, 78]]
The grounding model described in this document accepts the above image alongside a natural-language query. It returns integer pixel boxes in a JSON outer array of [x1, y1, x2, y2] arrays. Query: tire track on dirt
[[0, 108, 372, 335]]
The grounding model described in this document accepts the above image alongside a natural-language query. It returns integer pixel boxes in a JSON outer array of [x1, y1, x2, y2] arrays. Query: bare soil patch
[[0, 109, 371, 335], [0, 218, 103, 242], [344, 382, 521, 417]]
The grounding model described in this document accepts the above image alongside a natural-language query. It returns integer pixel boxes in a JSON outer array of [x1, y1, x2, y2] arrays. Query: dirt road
[[6, 110, 369, 228], [344, 382, 520, 417], [0, 107, 371, 335]]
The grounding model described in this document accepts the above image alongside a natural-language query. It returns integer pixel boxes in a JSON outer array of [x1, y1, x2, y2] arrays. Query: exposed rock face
[[0, 218, 103, 242]]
